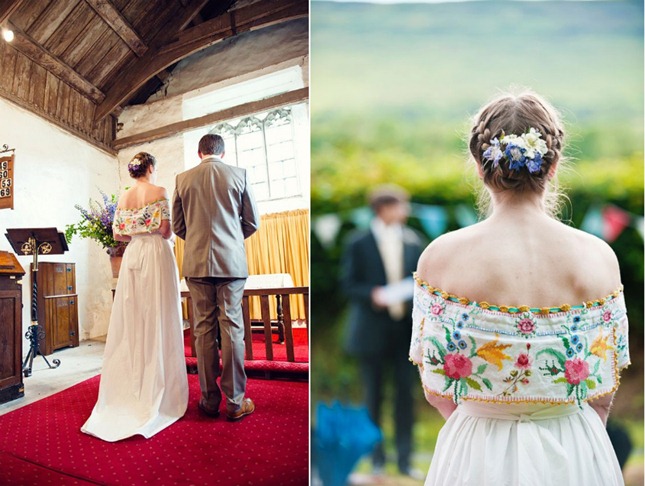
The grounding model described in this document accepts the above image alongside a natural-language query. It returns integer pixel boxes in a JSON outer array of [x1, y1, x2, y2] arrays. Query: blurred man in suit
[[341, 185, 425, 477], [173, 133, 259, 421]]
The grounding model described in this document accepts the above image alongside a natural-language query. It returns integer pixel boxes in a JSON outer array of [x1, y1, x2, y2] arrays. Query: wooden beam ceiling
[[6, 21, 105, 103], [94, 0, 307, 123], [0, 0, 22, 24], [84, 0, 148, 57]]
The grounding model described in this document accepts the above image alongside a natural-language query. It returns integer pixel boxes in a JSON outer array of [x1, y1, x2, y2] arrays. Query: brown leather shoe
[[226, 398, 255, 421], [198, 399, 220, 418]]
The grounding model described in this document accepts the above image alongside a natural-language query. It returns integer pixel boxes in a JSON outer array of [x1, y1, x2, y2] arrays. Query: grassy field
[[311, 0, 644, 125]]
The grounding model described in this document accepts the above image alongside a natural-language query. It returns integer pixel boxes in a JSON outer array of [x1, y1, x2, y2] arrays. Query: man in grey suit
[[173, 133, 260, 421]]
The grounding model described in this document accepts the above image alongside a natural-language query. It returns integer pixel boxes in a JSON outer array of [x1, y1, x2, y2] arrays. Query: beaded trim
[[414, 273, 623, 316]]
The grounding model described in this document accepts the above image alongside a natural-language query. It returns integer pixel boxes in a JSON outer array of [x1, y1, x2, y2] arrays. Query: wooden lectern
[[0, 251, 25, 403], [5, 228, 68, 377]]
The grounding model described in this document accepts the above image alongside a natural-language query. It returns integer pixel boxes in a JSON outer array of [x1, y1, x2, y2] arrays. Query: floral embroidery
[[430, 302, 445, 316], [516, 313, 537, 337], [425, 324, 495, 403], [411, 279, 629, 406], [499, 344, 533, 397], [590, 332, 614, 362], [476, 339, 512, 370], [113, 199, 170, 236]]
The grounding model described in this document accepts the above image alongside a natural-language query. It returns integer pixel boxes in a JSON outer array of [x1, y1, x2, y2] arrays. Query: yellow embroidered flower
[[590, 333, 614, 362], [476, 338, 512, 370]]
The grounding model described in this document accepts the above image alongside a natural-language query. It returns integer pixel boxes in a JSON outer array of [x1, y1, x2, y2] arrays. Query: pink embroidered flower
[[514, 353, 532, 370], [602, 310, 612, 322], [145, 219, 152, 226], [517, 318, 536, 335], [443, 353, 473, 380], [564, 358, 590, 385], [119, 223, 126, 230], [430, 303, 443, 316]]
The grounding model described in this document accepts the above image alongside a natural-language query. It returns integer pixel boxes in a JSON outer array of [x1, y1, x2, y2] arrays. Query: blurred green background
[[310, 0, 644, 482]]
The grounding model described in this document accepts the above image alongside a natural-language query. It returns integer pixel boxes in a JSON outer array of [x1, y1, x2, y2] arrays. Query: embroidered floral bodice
[[410, 275, 630, 406], [112, 199, 170, 237]]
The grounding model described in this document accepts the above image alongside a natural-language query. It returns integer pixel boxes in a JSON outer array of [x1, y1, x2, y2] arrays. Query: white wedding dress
[[410, 274, 630, 486], [81, 199, 188, 442]]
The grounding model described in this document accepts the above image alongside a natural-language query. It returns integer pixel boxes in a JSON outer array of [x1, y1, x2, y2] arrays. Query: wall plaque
[[0, 149, 14, 210]]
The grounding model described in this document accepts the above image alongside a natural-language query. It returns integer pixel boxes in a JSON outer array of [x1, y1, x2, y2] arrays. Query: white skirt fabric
[[425, 401, 624, 486], [81, 234, 188, 442]]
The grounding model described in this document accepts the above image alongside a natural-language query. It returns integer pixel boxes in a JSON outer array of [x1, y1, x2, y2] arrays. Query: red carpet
[[0, 374, 308, 485], [184, 328, 309, 375]]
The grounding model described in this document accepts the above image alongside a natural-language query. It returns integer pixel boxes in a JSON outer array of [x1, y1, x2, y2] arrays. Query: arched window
[[210, 107, 300, 202]]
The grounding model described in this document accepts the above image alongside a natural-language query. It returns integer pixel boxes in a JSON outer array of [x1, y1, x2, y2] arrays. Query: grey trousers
[[186, 276, 247, 412]]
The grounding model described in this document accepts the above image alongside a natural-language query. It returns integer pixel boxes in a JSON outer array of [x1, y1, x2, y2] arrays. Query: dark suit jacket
[[341, 225, 425, 358], [172, 155, 259, 278]]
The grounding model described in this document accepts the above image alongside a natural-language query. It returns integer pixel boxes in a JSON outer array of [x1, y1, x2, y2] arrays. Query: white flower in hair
[[483, 127, 548, 174]]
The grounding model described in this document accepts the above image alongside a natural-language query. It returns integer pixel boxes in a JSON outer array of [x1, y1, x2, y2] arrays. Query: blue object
[[313, 400, 382, 486]]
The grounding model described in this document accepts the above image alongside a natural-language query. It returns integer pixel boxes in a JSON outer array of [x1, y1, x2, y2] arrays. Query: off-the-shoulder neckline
[[116, 198, 168, 211], [414, 273, 623, 315]]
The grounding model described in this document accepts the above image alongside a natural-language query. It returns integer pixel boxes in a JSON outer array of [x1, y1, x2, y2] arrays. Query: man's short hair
[[368, 184, 410, 213], [199, 134, 225, 156]]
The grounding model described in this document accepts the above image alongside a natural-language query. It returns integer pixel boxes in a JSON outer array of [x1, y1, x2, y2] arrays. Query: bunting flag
[[313, 214, 342, 249], [349, 207, 373, 230], [602, 205, 632, 243], [412, 204, 448, 239], [317, 203, 643, 248], [581, 206, 604, 238], [455, 204, 478, 228]]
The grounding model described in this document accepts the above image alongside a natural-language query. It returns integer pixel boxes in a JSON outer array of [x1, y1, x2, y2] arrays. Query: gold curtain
[[244, 209, 309, 320], [173, 209, 309, 320]]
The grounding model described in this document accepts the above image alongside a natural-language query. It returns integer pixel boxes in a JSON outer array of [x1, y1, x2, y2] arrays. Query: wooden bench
[[183, 286, 309, 363]]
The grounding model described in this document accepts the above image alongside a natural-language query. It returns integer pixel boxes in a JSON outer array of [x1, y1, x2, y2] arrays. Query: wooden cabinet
[[0, 251, 25, 404], [31, 262, 79, 356]]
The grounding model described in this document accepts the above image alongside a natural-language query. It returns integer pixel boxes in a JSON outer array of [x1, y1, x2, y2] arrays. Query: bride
[[81, 152, 188, 442], [411, 91, 629, 485]]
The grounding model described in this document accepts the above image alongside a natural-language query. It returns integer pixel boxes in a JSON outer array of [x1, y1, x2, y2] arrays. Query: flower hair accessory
[[128, 158, 141, 171], [482, 127, 548, 174]]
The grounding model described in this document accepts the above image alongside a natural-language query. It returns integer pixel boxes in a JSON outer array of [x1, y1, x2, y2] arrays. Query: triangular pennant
[[602, 205, 631, 243]]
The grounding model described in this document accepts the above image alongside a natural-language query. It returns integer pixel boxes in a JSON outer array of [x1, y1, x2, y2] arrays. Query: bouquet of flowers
[[65, 190, 127, 257]]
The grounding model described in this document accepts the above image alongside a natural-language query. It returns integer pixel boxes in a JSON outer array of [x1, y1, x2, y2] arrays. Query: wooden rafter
[[7, 21, 105, 103], [113, 87, 308, 150], [84, 0, 148, 57], [0, 0, 23, 24], [94, 0, 306, 122]]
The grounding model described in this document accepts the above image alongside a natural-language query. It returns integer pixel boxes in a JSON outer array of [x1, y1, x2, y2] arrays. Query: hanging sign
[[0, 147, 14, 210]]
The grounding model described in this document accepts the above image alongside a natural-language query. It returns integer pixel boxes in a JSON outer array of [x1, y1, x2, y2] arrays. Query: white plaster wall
[[0, 98, 119, 350], [116, 19, 310, 215]]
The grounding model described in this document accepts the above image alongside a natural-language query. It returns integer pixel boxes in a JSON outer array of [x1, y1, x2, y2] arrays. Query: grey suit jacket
[[172, 155, 260, 278]]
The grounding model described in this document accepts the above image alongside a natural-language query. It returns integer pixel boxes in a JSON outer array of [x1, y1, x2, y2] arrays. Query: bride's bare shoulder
[[417, 224, 485, 279]]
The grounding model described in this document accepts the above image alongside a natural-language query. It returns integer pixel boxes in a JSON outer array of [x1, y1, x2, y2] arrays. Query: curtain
[[244, 209, 309, 320], [173, 209, 309, 321]]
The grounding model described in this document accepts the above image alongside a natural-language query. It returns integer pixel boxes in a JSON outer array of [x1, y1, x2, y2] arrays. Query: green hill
[[311, 0, 643, 124]]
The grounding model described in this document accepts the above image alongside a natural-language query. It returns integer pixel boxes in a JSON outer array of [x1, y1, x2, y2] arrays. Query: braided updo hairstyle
[[127, 152, 156, 179], [469, 90, 566, 216]]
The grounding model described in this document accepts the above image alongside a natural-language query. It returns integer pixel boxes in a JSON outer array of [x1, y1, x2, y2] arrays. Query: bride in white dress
[[82, 152, 188, 442], [410, 91, 629, 485]]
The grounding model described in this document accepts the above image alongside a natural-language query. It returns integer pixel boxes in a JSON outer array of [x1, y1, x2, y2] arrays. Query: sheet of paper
[[379, 277, 414, 305]]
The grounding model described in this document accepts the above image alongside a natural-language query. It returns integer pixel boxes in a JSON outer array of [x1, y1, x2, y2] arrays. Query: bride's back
[[417, 212, 621, 309], [418, 90, 621, 309]]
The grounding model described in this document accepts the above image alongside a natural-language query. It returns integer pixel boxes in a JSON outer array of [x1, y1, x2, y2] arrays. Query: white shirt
[[371, 217, 405, 320]]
